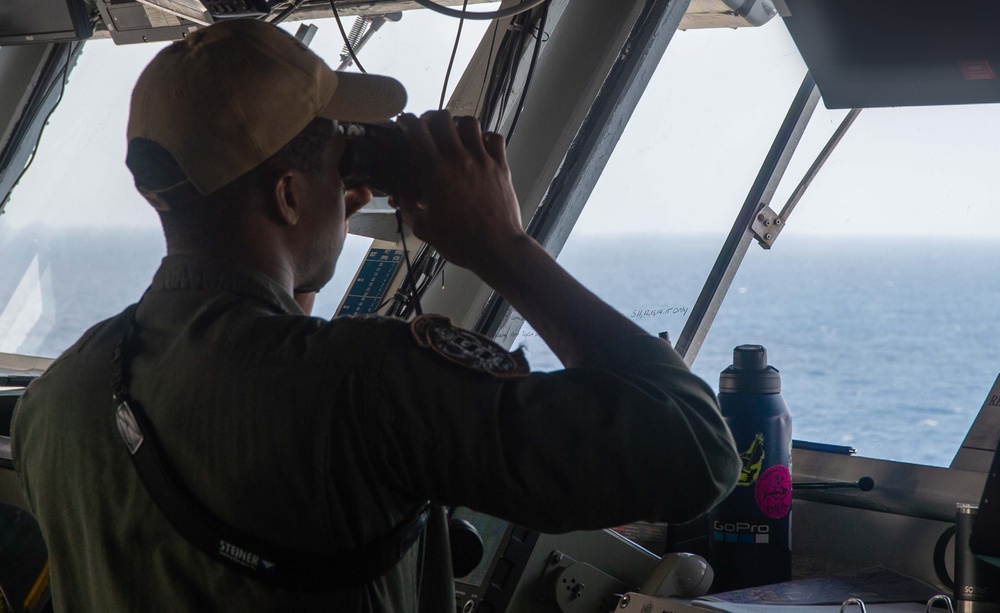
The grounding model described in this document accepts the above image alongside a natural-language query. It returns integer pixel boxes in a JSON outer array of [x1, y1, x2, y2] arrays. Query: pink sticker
[[754, 465, 792, 519], [960, 60, 996, 81]]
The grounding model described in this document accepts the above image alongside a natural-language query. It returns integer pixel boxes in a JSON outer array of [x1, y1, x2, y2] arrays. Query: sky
[[3, 6, 1000, 237]]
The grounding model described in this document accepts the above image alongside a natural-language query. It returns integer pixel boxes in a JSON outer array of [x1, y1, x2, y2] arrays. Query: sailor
[[11, 19, 739, 612]]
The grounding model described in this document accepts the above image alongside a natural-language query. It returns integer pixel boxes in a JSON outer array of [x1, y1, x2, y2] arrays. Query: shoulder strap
[[112, 304, 428, 593]]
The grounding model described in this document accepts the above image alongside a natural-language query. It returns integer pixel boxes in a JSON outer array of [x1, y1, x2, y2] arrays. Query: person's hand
[[393, 111, 526, 272], [394, 114, 648, 370]]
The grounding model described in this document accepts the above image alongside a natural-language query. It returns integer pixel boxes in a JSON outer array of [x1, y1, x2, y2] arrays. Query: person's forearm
[[472, 234, 648, 368], [391, 110, 661, 364]]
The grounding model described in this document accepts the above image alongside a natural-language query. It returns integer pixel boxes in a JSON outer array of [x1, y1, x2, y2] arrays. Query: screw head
[[765, 233, 772, 240]]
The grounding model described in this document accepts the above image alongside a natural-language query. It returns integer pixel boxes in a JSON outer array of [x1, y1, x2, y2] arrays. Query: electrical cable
[[492, 51, 514, 129], [395, 210, 423, 316], [330, 1, 367, 73], [505, 2, 547, 144], [411, 0, 547, 20], [476, 21, 501, 125], [407, 260, 446, 316], [378, 4, 541, 316], [439, 0, 470, 110], [494, 24, 522, 124], [497, 22, 528, 129], [480, 16, 525, 132], [479, 4, 546, 137], [381, 243, 446, 317], [374, 293, 396, 314], [479, 26, 508, 126], [376, 246, 428, 314]]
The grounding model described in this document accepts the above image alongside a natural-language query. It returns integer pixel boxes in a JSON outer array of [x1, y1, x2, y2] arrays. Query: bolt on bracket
[[752, 204, 784, 249]]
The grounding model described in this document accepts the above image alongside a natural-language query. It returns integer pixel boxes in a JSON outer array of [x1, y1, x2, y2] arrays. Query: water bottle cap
[[719, 344, 782, 393], [733, 344, 768, 370]]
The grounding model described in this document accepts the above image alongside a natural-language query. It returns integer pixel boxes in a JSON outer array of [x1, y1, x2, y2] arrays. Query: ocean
[[2, 225, 998, 468]]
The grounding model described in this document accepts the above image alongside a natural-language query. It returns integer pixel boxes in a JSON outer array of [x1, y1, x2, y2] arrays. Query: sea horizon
[[1, 226, 998, 467]]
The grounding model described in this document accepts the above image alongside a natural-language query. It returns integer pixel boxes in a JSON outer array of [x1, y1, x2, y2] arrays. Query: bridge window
[[515, 21, 1000, 467], [0, 11, 495, 358]]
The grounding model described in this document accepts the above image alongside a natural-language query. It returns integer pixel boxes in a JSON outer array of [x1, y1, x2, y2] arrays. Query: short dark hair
[[127, 118, 336, 237], [128, 118, 335, 208]]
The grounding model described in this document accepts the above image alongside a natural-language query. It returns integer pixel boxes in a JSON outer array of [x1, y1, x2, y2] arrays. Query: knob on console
[[639, 552, 714, 598]]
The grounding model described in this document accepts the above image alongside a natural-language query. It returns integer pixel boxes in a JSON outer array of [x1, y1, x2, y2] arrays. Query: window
[[3, 11, 995, 467], [517, 21, 1000, 467], [0, 9, 496, 358]]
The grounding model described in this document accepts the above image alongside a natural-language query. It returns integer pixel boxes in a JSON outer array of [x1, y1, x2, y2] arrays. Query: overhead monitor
[[0, 0, 93, 45], [780, 0, 1000, 109]]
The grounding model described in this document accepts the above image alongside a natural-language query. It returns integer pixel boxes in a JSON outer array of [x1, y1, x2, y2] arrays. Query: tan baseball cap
[[127, 18, 406, 210]]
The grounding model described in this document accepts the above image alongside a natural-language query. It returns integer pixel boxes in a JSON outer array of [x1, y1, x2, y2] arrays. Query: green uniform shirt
[[12, 255, 739, 612]]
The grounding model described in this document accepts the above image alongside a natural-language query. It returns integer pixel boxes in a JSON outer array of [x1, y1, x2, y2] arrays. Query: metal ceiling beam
[[88, 0, 498, 37], [283, 0, 497, 18]]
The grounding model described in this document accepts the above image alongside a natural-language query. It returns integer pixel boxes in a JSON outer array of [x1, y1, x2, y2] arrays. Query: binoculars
[[338, 121, 420, 200]]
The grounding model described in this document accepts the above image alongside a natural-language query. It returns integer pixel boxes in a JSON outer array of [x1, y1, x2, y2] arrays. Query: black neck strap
[[111, 303, 428, 593]]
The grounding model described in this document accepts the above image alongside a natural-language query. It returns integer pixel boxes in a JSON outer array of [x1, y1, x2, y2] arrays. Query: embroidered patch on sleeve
[[410, 314, 529, 378]]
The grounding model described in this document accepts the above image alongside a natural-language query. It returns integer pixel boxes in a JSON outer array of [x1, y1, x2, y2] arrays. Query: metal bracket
[[751, 204, 784, 249], [294, 23, 319, 46], [551, 555, 630, 613]]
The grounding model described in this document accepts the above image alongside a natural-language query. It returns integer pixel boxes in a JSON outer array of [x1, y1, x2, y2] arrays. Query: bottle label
[[754, 465, 792, 519], [713, 520, 772, 544], [737, 432, 766, 486]]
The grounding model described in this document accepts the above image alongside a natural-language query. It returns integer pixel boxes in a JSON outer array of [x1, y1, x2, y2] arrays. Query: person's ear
[[345, 186, 373, 219], [272, 171, 302, 226]]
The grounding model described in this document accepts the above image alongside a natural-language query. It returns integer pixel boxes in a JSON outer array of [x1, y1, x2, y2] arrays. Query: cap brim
[[319, 72, 407, 123]]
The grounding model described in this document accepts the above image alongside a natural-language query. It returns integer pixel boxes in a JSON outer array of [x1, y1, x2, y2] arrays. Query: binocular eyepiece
[[338, 122, 421, 201]]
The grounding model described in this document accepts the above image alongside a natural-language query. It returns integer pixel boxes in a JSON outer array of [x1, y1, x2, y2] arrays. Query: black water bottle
[[709, 345, 793, 592]]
